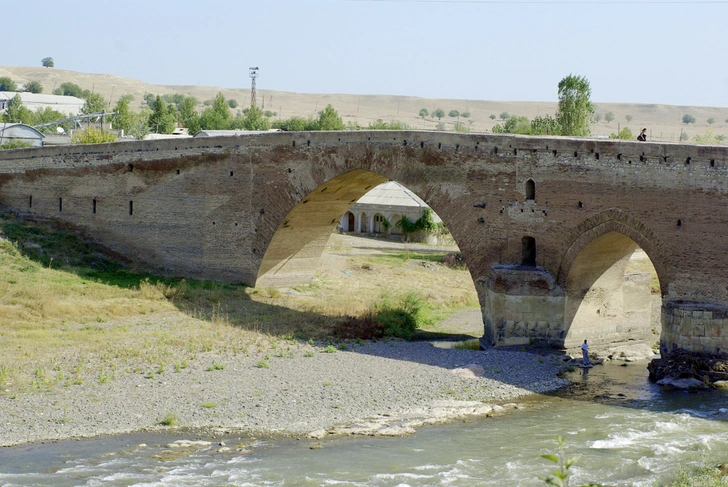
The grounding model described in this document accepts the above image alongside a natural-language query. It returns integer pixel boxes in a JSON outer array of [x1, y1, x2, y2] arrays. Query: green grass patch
[[159, 413, 178, 426], [365, 251, 448, 266]]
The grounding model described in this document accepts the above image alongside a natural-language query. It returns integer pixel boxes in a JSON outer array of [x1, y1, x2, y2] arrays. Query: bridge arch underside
[[563, 231, 660, 350], [256, 169, 389, 287]]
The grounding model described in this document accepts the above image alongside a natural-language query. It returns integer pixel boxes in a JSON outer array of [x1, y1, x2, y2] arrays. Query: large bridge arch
[[556, 210, 667, 349], [255, 168, 483, 289]]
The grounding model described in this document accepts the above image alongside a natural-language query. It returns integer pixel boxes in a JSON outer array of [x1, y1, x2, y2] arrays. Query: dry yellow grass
[[2, 66, 726, 142], [0, 226, 478, 392]]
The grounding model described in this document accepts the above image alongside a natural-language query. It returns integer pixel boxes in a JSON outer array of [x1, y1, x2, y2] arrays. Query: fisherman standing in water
[[581, 339, 591, 365]]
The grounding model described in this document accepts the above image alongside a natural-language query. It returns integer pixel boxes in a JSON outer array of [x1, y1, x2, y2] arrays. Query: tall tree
[[242, 104, 272, 131], [315, 104, 344, 131], [0, 77, 17, 92], [112, 95, 135, 133], [419, 108, 429, 119], [148, 96, 176, 133], [41, 57, 54, 68], [25, 80, 43, 93], [199, 92, 231, 130], [555, 74, 594, 137], [2, 95, 32, 124], [81, 92, 107, 114], [179, 96, 201, 134]]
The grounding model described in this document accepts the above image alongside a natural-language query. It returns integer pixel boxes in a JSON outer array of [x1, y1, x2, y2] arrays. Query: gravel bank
[[0, 340, 569, 447]]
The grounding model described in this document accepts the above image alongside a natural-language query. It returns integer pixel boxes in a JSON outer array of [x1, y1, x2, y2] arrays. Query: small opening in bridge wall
[[128, 164, 133, 172], [92, 199, 96, 214], [522, 237, 536, 266], [574, 151, 578, 158], [686, 157, 691, 165], [494, 146, 498, 155], [292, 141, 296, 148], [578, 201, 583, 209], [129, 201, 133, 216], [58, 198, 62, 212], [455, 144, 460, 151], [403, 140, 407, 146], [514, 148, 518, 156], [230, 171, 234, 177], [28, 195, 32, 208], [307, 140, 311, 146], [525, 179, 535, 201], [595, 153, 600, 160], [677, 219, 682, 227], [420, 141, 424, 149], [711, 159, 715, 167], [438, 143, 442, 150], [553, 150, 557, 157], [617, 154, 622, 161], [176, 169, 180, 175]]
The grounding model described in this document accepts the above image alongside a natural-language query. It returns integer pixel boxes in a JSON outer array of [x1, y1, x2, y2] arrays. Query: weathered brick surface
[[1, 131, 727, 353]]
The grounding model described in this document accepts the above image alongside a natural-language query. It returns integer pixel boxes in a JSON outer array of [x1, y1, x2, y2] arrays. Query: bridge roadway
[[0, 130, 727, 355]]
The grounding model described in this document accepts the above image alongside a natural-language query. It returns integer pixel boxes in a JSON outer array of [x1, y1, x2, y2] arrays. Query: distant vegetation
[[0, 77, 17, 91], [41, 57, 54, 68], [682, 114, 696, 124]]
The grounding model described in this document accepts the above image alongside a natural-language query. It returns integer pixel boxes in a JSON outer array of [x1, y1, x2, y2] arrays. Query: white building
[[0, 92, 86, 116], [340, 181, 441, 235], [0, 123, 44, 147]]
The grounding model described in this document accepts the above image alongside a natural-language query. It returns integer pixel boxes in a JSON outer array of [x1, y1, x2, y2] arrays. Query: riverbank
[[0, 311, 569, 447]]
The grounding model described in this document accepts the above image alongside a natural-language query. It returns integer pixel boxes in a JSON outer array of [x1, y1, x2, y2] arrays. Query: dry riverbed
[[0, 310, 569, 447]]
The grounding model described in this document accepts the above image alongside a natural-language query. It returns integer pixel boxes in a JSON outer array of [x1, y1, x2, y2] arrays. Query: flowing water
[[2, 360, 728, 487]]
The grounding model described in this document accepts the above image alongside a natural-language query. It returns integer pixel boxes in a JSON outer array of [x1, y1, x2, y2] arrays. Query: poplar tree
[[555, 74, 594, 137]]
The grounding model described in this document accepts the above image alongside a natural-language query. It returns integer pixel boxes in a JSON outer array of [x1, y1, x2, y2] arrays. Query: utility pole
[[249, 67, 259, 108]]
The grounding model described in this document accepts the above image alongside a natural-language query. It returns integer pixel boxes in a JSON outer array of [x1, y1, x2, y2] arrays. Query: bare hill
[[2, 66, 727, 142]]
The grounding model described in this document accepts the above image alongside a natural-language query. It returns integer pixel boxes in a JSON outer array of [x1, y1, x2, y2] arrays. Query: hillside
[[2, 66, 727, 142]]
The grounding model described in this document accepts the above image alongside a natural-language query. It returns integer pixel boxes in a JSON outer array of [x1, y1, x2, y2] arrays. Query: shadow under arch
[[256, 169, 389, 287], [557, 210, 667, 349]]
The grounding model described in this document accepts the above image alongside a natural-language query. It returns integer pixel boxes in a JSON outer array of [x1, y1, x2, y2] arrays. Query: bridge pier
[[479, 265, 566, 348], [661, 302, 728, 356]]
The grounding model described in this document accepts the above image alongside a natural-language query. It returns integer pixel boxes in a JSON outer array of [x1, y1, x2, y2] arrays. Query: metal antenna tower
[[249, 67, 259, 107]]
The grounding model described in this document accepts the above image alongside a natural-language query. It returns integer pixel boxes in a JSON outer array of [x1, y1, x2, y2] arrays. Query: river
[[2, 359, 728, 487]]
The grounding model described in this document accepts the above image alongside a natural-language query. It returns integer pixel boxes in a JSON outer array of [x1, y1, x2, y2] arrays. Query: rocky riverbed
[[0, 339, 569, 447]]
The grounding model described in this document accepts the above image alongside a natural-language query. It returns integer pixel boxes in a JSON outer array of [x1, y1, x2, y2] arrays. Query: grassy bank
[[0, 217, 479, 393]]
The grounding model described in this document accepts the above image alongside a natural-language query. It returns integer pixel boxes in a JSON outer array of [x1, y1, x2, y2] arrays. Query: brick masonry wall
[[1, 132, 727, 353]]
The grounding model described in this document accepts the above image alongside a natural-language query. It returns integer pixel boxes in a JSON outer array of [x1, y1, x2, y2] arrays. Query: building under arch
[[339, 181, 441, 235]]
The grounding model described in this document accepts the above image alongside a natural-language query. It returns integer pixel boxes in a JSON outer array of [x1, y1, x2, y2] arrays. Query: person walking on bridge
[[581, 339, 591, 365]]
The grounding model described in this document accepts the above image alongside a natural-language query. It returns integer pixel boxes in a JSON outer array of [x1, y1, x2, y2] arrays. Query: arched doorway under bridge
[[563, 231, 662, 351], [255, 170, 481, 340]]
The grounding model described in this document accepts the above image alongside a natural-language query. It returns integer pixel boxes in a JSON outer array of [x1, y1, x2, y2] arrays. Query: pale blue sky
[[6, 0, 728, 107]]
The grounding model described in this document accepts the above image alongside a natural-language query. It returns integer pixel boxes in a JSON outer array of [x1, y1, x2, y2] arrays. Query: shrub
[[377, 308, 417, 338], [71, 127, 118, 144], [159, 413, 178, 426], [0, 141, 33, 150]]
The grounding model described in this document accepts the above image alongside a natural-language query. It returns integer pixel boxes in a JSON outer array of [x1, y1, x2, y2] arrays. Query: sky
[[5, 0, 728, 107]]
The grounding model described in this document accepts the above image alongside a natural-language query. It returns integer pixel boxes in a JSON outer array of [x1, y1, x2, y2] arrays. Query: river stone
[[376, 424, 416, 436], [713, 380, 728, 388], [656, 378, 707, 390], [167, 440, 212, 448], [450, 364, 486, 378]]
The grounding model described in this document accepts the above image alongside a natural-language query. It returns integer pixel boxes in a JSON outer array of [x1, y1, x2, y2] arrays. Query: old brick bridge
[[1, 131, 727, 355]]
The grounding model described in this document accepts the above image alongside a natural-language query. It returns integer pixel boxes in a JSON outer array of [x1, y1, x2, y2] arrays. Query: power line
[[344, 0, 727, 4]]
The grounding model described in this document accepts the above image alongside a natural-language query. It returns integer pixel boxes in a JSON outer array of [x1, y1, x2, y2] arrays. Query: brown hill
[[2, 66, 727, 142]]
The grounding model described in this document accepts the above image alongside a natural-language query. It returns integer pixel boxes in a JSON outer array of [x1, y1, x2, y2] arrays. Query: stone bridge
[[1, 131, 727, 355]]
